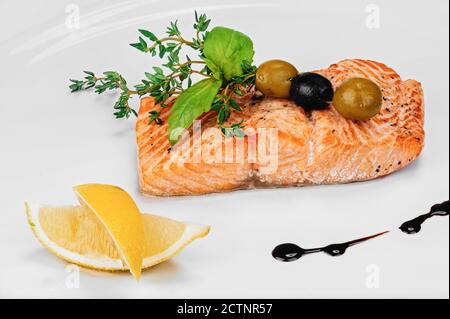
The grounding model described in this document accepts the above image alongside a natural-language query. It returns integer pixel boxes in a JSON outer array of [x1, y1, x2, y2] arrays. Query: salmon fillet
[[136, 59, 424, 196]]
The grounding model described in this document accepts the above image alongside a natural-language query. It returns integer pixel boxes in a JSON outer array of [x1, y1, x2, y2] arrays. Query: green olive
[[333, 78, 382, 121], [255, 60, 299, 98]]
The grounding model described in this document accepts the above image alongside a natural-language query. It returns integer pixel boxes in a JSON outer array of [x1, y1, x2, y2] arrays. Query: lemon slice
[[74, 184, 145, 279], [26, 185, 210, 279]]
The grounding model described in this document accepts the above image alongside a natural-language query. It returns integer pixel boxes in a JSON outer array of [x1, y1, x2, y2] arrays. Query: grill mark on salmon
[[136, 59, 424, 196]]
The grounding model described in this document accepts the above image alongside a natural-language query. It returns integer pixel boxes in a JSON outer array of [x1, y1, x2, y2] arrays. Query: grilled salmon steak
[[136, 59, 424, 196]]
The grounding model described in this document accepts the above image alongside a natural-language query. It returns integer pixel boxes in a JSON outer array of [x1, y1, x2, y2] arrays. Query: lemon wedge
[[26, 184, 210, 279]]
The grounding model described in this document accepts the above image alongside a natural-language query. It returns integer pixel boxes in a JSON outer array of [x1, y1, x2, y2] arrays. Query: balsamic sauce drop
[[273, 200, 449, 262], [400, 200, 449, 234], [272, 231, 389, 262]]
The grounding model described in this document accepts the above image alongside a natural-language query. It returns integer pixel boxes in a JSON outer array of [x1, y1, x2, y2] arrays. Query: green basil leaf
[[203, 26, 254, 81], [203, 58, 223, 81], [168, 78, 222, 145]]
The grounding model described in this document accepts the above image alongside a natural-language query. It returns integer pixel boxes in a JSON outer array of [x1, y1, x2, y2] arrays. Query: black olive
[[289, 72, 334, 111]]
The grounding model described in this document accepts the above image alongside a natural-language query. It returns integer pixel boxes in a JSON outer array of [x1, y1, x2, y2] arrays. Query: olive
[[289, 72, 334, 111], [255, 60, 299, 98], [333, 78, 382, 121]]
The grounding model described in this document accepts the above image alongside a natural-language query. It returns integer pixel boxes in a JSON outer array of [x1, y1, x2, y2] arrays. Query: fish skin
[[136, 59, 424, 196]]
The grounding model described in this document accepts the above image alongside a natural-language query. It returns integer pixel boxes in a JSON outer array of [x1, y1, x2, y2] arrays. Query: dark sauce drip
[[272, 231, 389, 262], [400, 200, 449, 234], [273, 201, 449, 262]]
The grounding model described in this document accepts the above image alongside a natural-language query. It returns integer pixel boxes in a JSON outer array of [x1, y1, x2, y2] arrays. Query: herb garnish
[[221, 121, 246, 138], [69, 12, 257, 145]]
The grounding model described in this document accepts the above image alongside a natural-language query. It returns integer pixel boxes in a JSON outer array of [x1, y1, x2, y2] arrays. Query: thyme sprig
[[212, 61, 257, 125], [220, 120, 246, 138], [70, 12, 212, 124], [69, 71, 137, 118]]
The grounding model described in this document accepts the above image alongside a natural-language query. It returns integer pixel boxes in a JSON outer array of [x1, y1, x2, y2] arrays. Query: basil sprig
[[168, 26, 255, 145], [70, 13, 256, 145], [168, 78, 222, 144], [203, 27, 254, 81]]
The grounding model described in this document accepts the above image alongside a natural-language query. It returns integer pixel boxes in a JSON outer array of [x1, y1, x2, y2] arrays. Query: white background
[[0, 0, 448, 298]]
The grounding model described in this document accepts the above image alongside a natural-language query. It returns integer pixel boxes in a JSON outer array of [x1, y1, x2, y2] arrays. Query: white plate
[[0, 0, 448, 298]]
